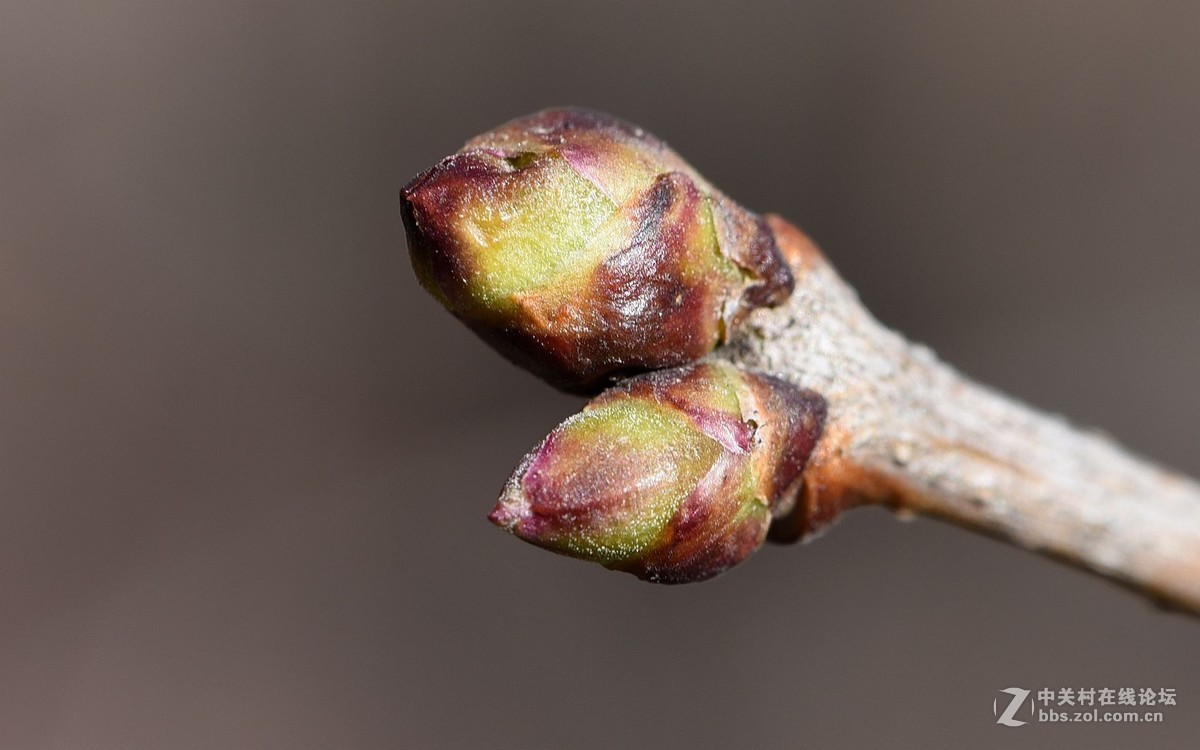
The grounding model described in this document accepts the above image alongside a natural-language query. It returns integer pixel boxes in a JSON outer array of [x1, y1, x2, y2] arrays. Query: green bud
[[489, 361, 826, 583], [401, 108, 794, 394]]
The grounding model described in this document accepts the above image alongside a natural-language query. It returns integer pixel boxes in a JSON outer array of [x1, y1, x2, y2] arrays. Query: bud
[[401, 108, 794, 393], [489, 361, 826, 583]]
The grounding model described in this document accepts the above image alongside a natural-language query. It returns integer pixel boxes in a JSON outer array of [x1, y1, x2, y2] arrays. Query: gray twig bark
[[722, 217, 1200, 613]]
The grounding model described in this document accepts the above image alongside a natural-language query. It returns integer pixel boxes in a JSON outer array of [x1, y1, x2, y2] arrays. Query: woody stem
[[721, 216, 1200, 613]]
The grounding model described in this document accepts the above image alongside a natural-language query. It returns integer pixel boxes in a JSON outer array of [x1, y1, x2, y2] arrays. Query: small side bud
[[401, 108, 794, 393], [489, 362, 826, 583]]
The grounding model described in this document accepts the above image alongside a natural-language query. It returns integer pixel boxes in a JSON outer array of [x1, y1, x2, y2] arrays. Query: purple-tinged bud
[[401, 108, 794, 394], [489, 362, 826, 583]]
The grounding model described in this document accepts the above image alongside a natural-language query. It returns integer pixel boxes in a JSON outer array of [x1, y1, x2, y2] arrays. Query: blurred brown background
[[2, 1, 1198, 748]]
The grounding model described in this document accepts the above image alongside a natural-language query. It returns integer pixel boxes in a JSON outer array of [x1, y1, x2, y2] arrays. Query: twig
[[727, 218, 1200, 612], [402, 107, 1200, 613]]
